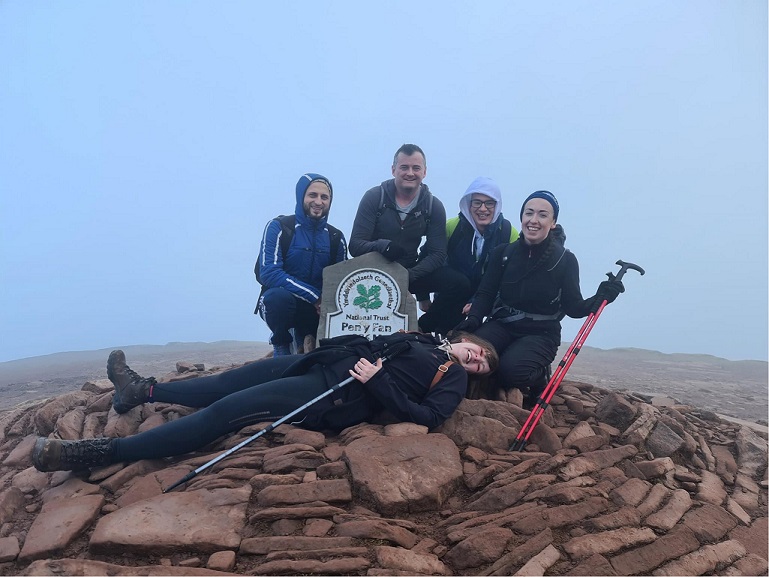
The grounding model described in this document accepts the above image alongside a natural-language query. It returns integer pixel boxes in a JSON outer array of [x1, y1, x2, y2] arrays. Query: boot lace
[[125, 366, 157, 387], [61, 439, 112, 465]]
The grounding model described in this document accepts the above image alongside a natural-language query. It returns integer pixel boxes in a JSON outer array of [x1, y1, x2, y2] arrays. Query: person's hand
[[462, 303, 472, 315], [592, 279, 625, 312], [383, 242, 406, 261], [314, 298, 321, 315], [419, 299, 432, 312], [450, 315, 481, 336], [349, 357, 383, 383]]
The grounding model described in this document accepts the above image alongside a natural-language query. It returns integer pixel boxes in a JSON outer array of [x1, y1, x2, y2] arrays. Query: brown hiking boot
[[107, 349, 156, 414], [32, 437, 114, 472]]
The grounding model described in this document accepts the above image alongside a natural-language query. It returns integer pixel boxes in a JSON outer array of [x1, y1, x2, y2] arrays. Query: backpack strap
[[500, 218, 514, 243], [424, 190, 433, 226], [375, 185, 433, 227], [374, 185, 387, 224], [326, 223, 343, 265], [276, 215, 296, 260], [255, 214, 294, 284], [430, 361, 454, 388], [446, 215, 468, 257]]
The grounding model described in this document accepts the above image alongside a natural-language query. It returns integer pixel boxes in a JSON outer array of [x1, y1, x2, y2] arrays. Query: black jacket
[[283, 333, 467, 432], [447, 213, 515, 292], [469, 227, 595, 337], [349, 180, 448, 283]]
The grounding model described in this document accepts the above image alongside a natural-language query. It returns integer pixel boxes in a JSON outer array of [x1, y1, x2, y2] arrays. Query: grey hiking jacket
[[349, 179, 447, 283]]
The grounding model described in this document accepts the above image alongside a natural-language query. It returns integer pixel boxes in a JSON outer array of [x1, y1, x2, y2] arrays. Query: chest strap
[[430, 361, 455, 389]]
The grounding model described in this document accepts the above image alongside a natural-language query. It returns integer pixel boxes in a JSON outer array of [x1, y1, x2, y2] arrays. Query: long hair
[[447, 332, 499, 374]]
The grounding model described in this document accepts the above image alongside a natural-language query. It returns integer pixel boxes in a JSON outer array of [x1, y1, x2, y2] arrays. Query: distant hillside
[[0, 341, 271, 411], [558, 344, 768, 425], [0, 340, 766, 424]]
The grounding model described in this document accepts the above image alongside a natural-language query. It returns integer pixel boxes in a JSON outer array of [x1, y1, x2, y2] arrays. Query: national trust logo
[[337, 269, 400, 312], [325, 267, 406, 338]]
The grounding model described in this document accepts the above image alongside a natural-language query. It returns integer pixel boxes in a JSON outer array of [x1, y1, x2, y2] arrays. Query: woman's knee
[[498, 357, 547, 390]]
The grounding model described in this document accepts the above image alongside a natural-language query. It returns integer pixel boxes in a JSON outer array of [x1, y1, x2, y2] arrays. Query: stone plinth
[[319, 252, 418, 339]]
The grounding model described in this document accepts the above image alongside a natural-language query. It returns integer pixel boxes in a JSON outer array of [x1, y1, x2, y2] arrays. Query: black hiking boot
[[32, 437, 114, 472], [522, 389, 540, 411], [107, 349, 156, 414], [523, 368, 550, 410]]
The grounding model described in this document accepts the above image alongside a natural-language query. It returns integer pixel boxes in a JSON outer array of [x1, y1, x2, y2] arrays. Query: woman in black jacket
[[453, 191, 623, 402], [32, 331, 497, 472]]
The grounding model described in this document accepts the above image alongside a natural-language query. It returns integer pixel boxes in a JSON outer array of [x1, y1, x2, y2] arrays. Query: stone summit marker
[[318, 251, 418, 339]]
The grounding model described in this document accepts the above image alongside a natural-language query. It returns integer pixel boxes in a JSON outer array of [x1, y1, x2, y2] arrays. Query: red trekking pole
[[509, 260, 645, 451]]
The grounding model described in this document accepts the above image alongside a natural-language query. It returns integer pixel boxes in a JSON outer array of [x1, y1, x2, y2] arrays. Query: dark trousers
[[260, 287, 319, 346], [112, 355, 338, 463], [474, 320, 560, 395], [410, 266, 472, 336]]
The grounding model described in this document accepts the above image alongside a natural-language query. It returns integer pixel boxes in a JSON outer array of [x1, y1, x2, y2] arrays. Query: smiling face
[[521, 198, 557, 245], [391, 152, 426, 197], [450, 341, 491, 375], [302, 181, 331, 219], [469, 193, 497, 232]]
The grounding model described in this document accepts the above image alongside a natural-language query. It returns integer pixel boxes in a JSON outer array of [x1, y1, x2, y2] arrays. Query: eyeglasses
[[470, 199, 497, 209]]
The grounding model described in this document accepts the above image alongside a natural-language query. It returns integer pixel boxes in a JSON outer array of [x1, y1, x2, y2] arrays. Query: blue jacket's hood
[[295, 173, 333, 226]]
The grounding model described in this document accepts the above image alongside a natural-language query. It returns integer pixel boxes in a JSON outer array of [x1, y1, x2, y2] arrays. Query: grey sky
[[1, 1, 766, 363]]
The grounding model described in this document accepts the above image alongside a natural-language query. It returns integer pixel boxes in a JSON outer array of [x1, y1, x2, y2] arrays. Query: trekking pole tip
[[163, 470, 196, 493], [509, 439, 526, 452]]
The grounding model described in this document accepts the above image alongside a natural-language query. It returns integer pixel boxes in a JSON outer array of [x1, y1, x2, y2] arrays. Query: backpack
[[374, 185, 434, 228], [446, 215, 513, 257], [254, 214, 343, 285]]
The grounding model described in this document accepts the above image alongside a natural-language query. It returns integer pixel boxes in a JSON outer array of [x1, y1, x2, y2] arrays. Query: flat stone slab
[[89, 486, 251, 555], [19, 494, 105, 561], [344, 433, 462, 515]]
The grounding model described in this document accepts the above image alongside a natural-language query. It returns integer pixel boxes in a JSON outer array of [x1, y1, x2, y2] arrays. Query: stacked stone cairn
[[0, 359, 766, 576]]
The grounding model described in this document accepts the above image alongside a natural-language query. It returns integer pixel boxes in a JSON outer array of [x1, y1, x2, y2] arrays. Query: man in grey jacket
[[349, 144, 471, 335]]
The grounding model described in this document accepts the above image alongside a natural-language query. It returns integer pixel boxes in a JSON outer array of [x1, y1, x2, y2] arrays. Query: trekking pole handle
[[610, 260, 645, 283]]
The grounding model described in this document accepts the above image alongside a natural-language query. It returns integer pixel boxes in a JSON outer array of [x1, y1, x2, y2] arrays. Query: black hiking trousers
[[474, 320, 559, 395], [112, 355, 333, 463]]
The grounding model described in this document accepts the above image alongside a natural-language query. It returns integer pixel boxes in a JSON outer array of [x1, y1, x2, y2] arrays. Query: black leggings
[[411, 266, 472, 336], [474, 320, 559, 393], [112, 355, 335, 463]]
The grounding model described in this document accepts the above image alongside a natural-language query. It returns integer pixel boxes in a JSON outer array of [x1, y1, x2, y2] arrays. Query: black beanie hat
[[520, 190, 559, 221]]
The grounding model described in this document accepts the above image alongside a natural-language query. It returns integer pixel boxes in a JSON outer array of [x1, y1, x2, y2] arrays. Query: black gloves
[[383, 242, 407, 261], [591, 279, 625, 312], [451, 315, 482, 335]]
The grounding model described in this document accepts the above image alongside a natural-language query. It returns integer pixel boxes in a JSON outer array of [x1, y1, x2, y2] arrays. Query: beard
[[304, 204, 330, 220]]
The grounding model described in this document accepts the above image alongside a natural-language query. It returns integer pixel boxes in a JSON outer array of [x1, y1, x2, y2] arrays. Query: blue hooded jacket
[[257, 173, 347, 303]]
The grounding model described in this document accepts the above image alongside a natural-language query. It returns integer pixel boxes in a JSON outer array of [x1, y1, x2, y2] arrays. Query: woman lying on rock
[[32, 331, 497, 472]]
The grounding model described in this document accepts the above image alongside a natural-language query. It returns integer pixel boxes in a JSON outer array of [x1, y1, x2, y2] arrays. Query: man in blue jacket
[[255, 173, 347, 356]]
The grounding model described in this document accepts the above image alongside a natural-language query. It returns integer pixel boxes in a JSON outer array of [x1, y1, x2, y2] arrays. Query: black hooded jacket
[[281, 333, 467, 432], [468, 226, 595, 337]]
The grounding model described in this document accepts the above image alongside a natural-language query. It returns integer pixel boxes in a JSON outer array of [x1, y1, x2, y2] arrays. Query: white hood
[[458, 177, 503, 257]]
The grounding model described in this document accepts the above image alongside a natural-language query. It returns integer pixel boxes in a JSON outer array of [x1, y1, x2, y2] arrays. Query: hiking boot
[[107, 349, 156, 414], [32, 437, 114, 472], [273, 344, 292, 357], [522, 391, 540, 411]]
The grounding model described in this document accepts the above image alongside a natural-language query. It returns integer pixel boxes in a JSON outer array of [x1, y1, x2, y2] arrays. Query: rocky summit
[[0, 358, 766, 576]]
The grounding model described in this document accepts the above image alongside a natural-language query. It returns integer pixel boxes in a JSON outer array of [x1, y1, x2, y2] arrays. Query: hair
[[447, 332, 499, 374], [520, 190, 559, 222], [392, 144, 426, 166]]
